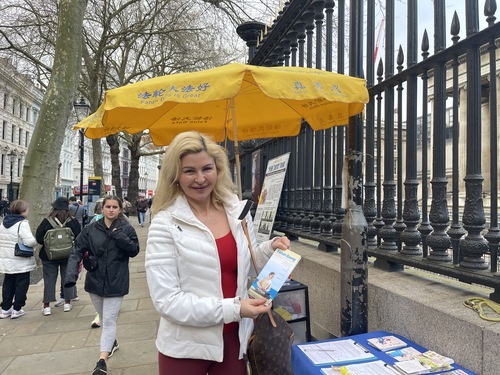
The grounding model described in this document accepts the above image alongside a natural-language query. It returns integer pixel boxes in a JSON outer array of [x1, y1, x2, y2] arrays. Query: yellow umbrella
[[76, 63, 369, 196]]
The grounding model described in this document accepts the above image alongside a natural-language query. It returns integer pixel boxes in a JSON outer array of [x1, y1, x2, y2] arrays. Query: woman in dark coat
[[35, 197, 81, 316], [65, 195, 139, 375]]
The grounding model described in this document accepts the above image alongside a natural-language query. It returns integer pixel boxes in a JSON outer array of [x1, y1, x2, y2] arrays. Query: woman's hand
[[271, 236, 291, 251], [240, 297, 271, 319]]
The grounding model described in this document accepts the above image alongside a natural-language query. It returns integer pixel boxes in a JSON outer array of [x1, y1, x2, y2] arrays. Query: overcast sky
[[387, 0, 488, 64]]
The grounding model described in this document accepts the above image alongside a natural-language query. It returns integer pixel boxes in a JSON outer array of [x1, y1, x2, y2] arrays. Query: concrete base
[[290, 239, 499, 375]]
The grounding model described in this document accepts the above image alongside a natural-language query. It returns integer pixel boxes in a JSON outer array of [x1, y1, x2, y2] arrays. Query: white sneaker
[[54, 298, 65, 307], [11, 309, 25, 319], [43, 307, 51, 316], [63, 303, 72, 312], [72, 296, 80, 301], [0, 309, 12, 319]]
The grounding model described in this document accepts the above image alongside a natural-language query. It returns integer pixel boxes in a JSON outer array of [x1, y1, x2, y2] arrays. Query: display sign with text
[[253, 153, 290, 244]]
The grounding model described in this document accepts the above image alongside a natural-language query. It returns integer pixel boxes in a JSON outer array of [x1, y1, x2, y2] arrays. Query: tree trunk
[[21, 0, 87, 227], [91, 138, 104, 195], [107, 134, 123, 198], [127, 133, 143, 215]]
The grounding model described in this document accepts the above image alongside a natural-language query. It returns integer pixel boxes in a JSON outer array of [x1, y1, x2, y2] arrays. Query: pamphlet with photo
[[248, 248, 301, 306]]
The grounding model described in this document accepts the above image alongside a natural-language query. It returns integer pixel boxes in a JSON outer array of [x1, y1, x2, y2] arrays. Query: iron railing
[[235, 0, 500, 301]]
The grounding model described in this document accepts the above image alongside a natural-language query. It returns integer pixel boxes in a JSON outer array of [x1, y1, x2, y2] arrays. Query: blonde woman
[[146, 131, 290, 375]]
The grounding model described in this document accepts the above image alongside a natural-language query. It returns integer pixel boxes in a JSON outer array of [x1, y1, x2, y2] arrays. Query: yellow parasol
[[76, 63, 369, 196]]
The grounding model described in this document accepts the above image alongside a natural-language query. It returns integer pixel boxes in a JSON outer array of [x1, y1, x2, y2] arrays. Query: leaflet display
[[253, 153, 290, 244]]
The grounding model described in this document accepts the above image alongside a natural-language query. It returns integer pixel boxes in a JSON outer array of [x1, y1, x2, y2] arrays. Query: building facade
[[0, 57, 43, 202], [0, 58, 160, 204]]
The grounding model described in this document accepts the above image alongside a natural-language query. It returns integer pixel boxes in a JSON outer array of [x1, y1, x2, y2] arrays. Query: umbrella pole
[[230, 98, 243, 200]]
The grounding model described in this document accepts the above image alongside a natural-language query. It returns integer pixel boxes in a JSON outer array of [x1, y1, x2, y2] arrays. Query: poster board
[[253, 152, 290, 244]]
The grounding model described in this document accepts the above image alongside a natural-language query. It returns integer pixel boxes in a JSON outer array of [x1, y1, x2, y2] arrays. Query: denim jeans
[[138, 211, 146, 225]]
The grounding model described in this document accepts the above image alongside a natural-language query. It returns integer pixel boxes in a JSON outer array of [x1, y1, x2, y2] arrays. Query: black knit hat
[[52, 197, 69, 211]]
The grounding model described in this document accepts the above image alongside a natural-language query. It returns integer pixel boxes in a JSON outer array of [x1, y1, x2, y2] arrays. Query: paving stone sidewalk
[[0, 221, 159, 375]]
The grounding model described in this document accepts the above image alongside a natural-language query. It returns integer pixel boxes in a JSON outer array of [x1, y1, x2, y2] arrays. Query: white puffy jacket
[[0, 220, 37, 274], [145, 194, 274, 362]]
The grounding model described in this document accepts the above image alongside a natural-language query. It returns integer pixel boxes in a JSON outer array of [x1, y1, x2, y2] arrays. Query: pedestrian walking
[[136, 197, 148, 227], [122, 196, 132, 218], [145, 131, 290, 375], [0, 199, 38, 319], [36, 197, 81, 316], [65, 195, 139, 375], [0, 197, 9, 218], [69, 196, 86, 229]]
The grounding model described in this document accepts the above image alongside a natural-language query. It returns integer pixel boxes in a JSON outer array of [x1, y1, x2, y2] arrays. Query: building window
[[25, 132, 29, 147], [18, 129, 22, 145], [122, 161, 129, 175], [1, 154, 4, 175], [2, 121, 5, 140], [3, 93, 7, 109], [11, 125, 15, 142]]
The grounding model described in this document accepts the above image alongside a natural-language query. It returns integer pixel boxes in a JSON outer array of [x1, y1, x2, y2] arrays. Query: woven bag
[[246, 308, 294, 375]]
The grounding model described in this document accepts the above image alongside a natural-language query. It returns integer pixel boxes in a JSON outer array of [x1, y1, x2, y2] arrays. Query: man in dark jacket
[[136, 197, 148, 227]]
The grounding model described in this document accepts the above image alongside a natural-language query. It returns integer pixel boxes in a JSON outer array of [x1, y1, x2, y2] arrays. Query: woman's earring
[[176, 182, 179, 187]]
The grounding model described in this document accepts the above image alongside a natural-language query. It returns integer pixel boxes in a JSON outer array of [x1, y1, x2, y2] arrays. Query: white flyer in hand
[[248, 248, 301, 306]]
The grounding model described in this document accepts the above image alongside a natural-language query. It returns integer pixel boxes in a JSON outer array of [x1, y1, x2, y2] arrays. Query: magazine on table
[[420, 350, 454, 365], [366, 335, 407, 351], [320, 360, 400, 375], [386, 347, 423, 361], [297, 339, 376, 366], [248, 248, 301, 306], [392, 356, 454, 374], [438, 370, 469, 375], [387, 347, 455, 374]]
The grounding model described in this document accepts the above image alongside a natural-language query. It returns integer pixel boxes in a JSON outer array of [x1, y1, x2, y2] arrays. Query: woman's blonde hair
[[152, 131, 235, 214]]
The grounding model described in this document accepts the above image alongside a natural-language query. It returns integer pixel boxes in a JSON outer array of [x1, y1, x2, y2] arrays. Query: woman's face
[[178, 151, 218, 205], [102, 199, 122, 221]]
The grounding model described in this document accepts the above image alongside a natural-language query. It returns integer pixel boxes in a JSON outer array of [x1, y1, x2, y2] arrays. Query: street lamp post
[[7, 151, 16, 202], [144, 172, 148, 198], [73, 96, 91, 203]]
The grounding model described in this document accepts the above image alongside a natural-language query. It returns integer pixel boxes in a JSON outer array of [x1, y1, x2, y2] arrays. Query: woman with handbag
[[145, 131, 290, 375], [35, 197, 81, 316], [65, 195, 139, 375], [0, 199, 38, 319]]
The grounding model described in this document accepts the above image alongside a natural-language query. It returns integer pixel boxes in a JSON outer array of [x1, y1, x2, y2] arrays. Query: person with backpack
[[122, 197, 132, 218], [35, 197, 81, 316], [65, 196, 139, 375]]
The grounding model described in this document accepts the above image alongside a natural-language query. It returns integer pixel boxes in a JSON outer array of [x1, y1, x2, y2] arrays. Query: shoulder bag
[[242, 218, 294, 375], [83, 232, 111, 272], [15, 221, 35, 257]]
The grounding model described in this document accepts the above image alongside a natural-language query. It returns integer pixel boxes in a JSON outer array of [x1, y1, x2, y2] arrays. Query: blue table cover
[[292, 330, 478, 375]]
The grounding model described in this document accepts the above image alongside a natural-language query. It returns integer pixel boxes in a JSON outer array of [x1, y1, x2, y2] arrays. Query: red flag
[[374, 17, 385, 62]]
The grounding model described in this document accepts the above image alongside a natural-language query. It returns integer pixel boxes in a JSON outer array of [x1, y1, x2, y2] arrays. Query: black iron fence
[[235, 0, 500, 301]]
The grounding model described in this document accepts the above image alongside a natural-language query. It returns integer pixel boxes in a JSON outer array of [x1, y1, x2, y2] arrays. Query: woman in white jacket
[[0, 199, 38, 319], [146, 131, 290, 375]]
